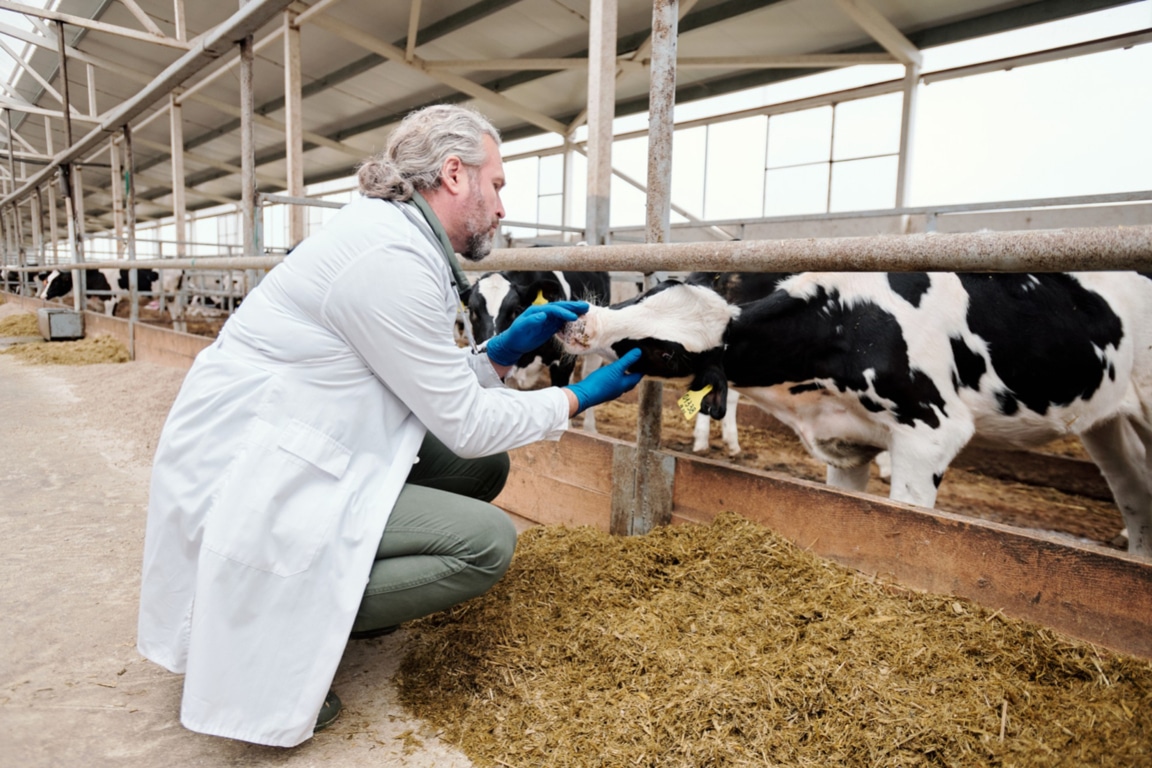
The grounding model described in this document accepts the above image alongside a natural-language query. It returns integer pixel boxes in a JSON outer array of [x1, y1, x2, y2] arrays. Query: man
[[137, 105, 642, 747]]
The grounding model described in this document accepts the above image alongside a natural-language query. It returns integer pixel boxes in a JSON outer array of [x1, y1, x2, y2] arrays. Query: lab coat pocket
[[204, 418, 353, 577]]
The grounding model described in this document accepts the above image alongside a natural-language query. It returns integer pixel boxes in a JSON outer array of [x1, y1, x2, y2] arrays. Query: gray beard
[[461, 230, 494, 262]]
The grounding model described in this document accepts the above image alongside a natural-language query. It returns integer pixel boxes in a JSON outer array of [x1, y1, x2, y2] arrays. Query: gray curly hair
[[358, 105, 501, 201]]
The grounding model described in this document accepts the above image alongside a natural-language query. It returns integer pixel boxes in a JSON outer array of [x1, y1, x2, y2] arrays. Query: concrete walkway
[[0, 353, 474, 768]]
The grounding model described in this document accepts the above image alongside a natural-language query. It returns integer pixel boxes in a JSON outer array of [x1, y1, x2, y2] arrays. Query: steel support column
[[895, 63, 920, 212], [584, 0, 615, 247], [619, 0, 679, 536], [283, 9, 305, 246], [240, 33, 257, 258]]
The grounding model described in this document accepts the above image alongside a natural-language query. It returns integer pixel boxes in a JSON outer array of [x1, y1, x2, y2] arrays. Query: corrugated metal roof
[[0, 0, 1139, 231]]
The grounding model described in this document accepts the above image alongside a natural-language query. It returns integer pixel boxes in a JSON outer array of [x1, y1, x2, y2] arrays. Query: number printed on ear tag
[[532, 290, 548, 306], [677, 385, 713, 420]]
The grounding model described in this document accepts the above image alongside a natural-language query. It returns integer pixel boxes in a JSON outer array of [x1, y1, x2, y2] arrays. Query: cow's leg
[[884, 422, 972, 509], [875, 451, 892, 481], [719, 391, 741, 457], [1080, 417, 1152, 558], [692, 413, 712, 453], [693, 391, 741, 456], [579, 355, 603, 433], [826, 462, 871, 492]]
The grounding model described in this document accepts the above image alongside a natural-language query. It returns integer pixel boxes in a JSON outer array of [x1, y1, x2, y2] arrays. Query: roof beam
[[833, 0, 921, 67], [0, 98, 100, 123], [133, 135, 287, 188], [0, 0, 191, 50], [189, 91, 368, 161], [422, 52, 896, 71], [306, 12, 568, 135], [1, 0, 298, 208], [125, 0, 523, 184], [116, 0, 166, 38]]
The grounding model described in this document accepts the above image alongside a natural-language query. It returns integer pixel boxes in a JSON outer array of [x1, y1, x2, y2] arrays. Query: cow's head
[[38, 269, 67, 300], [556, 280, 740, 418], [463, 270, 571, 344]]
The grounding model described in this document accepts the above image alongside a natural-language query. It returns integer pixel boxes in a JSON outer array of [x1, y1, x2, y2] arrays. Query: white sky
[[499, 1, 1152, 233]]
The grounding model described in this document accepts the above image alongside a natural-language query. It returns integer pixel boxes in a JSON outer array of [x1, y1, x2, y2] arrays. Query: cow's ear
[[691, 356, 729, 419], [527, 278, 566, 304], [459, 286, 473, 306]]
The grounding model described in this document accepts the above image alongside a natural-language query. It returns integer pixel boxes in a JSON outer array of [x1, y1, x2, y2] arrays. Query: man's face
[[459, 135, 506, 262]]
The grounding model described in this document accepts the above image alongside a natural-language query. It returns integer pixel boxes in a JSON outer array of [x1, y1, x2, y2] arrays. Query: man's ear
[[440, 155, 466, 195]]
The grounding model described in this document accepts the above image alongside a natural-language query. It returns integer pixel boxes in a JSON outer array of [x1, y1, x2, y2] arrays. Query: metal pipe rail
[[6, 225, 1151, 276], [475, 225, 1152, 274], [607, 190, 1152, 238], [257, 193, 344, 210]]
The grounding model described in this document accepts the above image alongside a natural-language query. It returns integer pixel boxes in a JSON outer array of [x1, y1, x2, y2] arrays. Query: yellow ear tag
[[677, 385, 713, 420], [532, 290, 548, 306]]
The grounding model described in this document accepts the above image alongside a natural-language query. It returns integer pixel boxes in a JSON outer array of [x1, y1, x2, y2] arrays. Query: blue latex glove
[[566, 348, 645, 413], [485, 301, 589, 366]]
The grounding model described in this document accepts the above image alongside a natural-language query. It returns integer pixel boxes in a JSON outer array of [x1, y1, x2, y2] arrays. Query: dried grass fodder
[[0, 312, 40, 337], [396, 512, 1152, 768], [1, 334, 130, 364]]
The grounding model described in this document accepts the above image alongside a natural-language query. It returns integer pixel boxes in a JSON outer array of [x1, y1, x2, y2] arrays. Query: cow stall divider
[[5, 223, 1152, 658]]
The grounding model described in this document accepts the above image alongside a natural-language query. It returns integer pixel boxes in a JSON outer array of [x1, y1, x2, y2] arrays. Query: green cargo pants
[[351, 431, 516, 635]]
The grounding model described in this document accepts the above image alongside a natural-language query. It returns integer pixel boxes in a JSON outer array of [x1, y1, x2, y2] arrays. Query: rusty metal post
[[895, 63, 921, 231], [585, 0, 616, 247], [617, 0, 679, 536], [124, 125, 139, 340], [240, 30, 257, 258]]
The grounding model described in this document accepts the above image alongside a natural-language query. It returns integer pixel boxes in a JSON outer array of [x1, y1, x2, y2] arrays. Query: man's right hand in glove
[[563, 348, 645, 417]]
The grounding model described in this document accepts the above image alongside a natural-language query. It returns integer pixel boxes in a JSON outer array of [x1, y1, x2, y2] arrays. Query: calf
[[685, 272, 795, 456], [464, 269, 610, 386], [464, 269, 611, 428], [557, 272, 1152, 559], [38, 268, 160, 315]]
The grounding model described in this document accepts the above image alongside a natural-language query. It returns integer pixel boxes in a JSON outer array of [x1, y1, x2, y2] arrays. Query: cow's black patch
[[789, 382, 824, 395], [995, 390, 1019, 416], [950, 335, 986, 391], [723, 285, 946, 429], [860, 396, 884, 413], [958, 274, 1122, 416], [887, 273, 931, 307]]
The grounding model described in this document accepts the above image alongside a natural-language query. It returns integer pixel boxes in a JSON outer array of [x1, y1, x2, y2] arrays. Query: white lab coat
[[137, 195, 570, 747]]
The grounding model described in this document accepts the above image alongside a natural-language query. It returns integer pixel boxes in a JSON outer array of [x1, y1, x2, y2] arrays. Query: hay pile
[[396, 513, 1151, 767], [1, 334, 130, 365], [0, 311, 40, 337]]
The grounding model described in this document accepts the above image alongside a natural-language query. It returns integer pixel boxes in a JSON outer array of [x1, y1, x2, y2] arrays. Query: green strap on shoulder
[[409, 191, 471, 296]]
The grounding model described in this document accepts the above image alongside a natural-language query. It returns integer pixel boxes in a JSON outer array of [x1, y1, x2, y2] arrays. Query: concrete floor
[[0, 352, 477, 768]]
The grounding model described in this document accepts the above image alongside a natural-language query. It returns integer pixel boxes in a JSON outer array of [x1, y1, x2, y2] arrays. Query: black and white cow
[[463, 269, 611, 426], [38, 268, 160, 315], [557, 272, 1152, 559], [685, 271, 795, 456], [1, 268, 41, 295]]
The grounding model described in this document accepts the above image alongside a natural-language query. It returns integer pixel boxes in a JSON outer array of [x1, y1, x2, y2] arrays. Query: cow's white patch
[[559, 283, 739, 358], [477, 273, 513, 316]]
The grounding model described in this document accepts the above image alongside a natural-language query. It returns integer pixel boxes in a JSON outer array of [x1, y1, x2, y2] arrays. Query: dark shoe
[[349, 624, 399, 640], [315, 689, 341, 732]]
